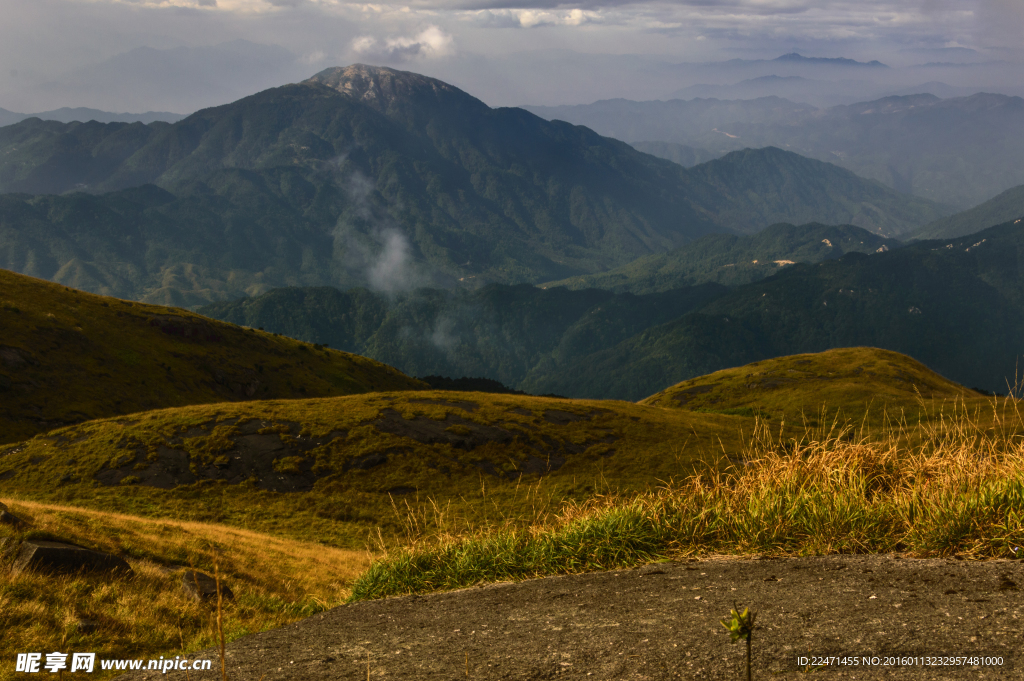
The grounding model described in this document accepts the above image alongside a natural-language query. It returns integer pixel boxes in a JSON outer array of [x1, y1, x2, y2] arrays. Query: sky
[[1, 0, 1022, 113]]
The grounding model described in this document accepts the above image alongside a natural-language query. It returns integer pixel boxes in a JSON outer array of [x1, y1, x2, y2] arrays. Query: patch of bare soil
[[118, 555, 1021, 680]]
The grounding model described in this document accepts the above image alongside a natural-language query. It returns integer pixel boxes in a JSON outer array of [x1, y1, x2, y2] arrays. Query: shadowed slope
[[0, 269, 424, 444]]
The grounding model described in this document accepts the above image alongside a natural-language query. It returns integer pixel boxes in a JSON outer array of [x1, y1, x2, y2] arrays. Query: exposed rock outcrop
[[12, 539, 133, 576]]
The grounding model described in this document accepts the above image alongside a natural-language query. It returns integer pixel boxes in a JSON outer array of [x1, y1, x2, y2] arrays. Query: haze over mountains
[[526, 91, 1024, 208], [0, 65, 949, 305], [1, 40, 308, 116]]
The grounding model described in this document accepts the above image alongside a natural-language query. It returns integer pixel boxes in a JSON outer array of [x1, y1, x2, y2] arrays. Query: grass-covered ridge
[[0, 499, 371, 679], [0, 269, 425, 444], [640, 347, 978, 424], [0, 391, 748, 547], [350, 398, 1024, 601]]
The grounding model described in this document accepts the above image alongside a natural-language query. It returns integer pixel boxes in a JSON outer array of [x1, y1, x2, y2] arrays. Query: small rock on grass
[[181, 570, 234, 603], [76, 618, 101, 634], [0, 510, 28, 528], [12, 539, 133, 577]]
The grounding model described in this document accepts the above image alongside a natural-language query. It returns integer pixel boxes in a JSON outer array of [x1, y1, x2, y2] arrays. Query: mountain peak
[[304, 64, 487, 117]]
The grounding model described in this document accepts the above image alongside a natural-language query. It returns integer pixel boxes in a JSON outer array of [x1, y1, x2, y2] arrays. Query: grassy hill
[[911, 184, 1024, 240], [541, 222, 899, 293], [640, 347, 979, 424], [0, 269, 424, 444], [0, 391, 748, 548]]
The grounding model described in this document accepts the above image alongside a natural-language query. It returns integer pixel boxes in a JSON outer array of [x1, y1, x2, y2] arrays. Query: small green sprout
[[721, 602, 757, 681]]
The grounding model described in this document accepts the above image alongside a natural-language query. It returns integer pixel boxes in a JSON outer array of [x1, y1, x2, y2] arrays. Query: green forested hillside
[[202, 220, 1024, 400], [542, 222, 899, 293], [532, 221, 1024, 399], [0, 66, 946, 303], [200, 282, 728, 390], [683, 147, 949, 236], [911, 184, 1024, 240]]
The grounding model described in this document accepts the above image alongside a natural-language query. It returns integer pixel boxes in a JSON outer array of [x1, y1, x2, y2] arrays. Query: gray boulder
[[181, 570, 234, 602], [12, 540, 133, 576]]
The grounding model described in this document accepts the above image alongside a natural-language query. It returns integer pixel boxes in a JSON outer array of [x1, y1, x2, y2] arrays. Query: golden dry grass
[[0, 391, 748, 547], [0, 499, 372, 680], [351, 396, 1024, 599]]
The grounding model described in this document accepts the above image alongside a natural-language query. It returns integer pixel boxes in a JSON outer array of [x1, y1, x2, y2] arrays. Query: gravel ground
[[117, 554, 1022, 680]]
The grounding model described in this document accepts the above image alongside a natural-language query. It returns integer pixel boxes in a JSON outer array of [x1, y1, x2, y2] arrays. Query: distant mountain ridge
[[526, 92, 1024, 209], [0, 65, 947, 302], [772, 53, 887, 68], [0, 107, 186, 127]]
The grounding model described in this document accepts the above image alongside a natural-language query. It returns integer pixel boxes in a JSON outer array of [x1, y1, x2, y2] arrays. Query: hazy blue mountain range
[[0, 107, 186, 127], [3, 40, 307, 116], [767, 53, 888, 68], [0, 65, 947, 303], [666, 76, 984, 109], [200, 219, 1024, 399], [525, 92, 1024, 209], [523, 96, 817, 152], [628, 142, 723, 168], [911, 184, 1024, 240]]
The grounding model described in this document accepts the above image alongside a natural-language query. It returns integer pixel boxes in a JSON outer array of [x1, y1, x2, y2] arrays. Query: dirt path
[[119, 555, 1021, 680]]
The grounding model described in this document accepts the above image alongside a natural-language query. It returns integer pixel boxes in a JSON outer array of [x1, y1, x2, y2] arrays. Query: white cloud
[[469, 8, 601, 29], [351, 24, 455, 60]]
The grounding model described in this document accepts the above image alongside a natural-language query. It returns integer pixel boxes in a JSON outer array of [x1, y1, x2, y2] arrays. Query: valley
[[200, 218, 1024, 399]]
